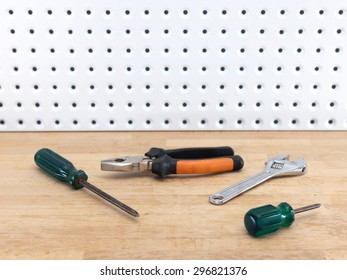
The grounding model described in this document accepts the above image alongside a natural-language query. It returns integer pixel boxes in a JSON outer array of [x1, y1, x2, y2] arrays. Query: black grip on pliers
[[145, 146, 234, 159], [151, 154, 178, 178]]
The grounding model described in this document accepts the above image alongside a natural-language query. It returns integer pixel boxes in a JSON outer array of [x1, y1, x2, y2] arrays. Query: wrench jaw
[[285, 157, 307, 175], [267, 154, 290, 162], [267, 156, 307, 178]]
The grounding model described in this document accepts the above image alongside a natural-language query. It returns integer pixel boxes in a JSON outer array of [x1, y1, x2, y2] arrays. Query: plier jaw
[[101, 156, 152, 172]]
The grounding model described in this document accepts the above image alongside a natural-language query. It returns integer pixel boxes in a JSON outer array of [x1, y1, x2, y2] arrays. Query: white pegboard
[[0, 0, 346, 130]]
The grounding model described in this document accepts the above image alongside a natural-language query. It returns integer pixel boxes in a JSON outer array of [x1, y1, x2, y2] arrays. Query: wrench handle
[[209, 171, 273, 205]]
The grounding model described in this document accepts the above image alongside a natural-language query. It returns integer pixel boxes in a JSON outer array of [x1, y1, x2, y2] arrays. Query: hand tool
[[34, 148, 139, 217], [101, 146, 244, 178], [209, 154, 306, 205], [244, 202, 321, 237]]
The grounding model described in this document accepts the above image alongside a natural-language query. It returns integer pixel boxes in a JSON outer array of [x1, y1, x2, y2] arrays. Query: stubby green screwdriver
[[34, 148, 139, 217], [244, 202, 320, 237]]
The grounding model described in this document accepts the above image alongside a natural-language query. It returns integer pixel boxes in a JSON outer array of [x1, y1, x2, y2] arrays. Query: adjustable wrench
[[209, 155, 307, 205]]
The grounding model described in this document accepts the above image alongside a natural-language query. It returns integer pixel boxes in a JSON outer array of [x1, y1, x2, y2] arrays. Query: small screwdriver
[[34, 148, 139, 217], [244, 202, 320, 237]]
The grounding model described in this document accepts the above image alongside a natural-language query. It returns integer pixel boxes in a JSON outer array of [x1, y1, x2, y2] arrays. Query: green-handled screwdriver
[[244, 202, 320, 237], [34, 148, 139, 217]]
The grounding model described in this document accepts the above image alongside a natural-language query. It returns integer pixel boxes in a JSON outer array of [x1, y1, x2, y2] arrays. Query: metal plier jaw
[[101, 156, 152, 172], [101, 146, 244, 178]]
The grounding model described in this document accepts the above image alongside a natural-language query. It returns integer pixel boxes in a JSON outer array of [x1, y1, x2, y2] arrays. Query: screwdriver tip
[[116, 204, 140, 218], [128, 210, 140, 218]]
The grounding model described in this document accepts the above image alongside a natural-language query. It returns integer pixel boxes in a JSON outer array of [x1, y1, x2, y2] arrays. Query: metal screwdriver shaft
[[80, 181, 139, 217], [293, 203, 321, 214], [34, 148, 139, 217]]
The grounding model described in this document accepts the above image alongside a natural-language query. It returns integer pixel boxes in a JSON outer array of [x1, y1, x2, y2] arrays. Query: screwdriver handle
[[244, 202, 295, 237], [34, 148, 88, 189], [151, 154, 244, 178]]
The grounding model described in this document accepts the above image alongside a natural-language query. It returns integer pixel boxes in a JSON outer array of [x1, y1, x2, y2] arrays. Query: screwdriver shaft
[[293, 203, 321, 214], [80, 181, 139, 217]]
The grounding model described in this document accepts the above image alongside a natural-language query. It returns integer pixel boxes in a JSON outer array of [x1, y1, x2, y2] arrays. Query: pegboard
[[0, 0, 346, 131]]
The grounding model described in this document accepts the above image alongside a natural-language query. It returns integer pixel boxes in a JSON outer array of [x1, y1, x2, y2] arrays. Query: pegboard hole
[[312, 84, 319, 91], [235, 119, 244, 128], [274, 84, 282, 93], [333, 66, 340, 72], [329, 101, 337, 110], [273, 119, 280, 126], [221, 9, 228, 16], [298, 9, 306, 16], [180, 102, 189, 111], [331, 84, 338, 90], [256, 84, 264, 92], [309, 119, 318, 128], [199, 119, 207, 128], [327, 119, 336, 127], [236, 102, 244, 110], [310, 101, 319, 110], [162, 119, 171, 128], [180, 119, 189, 129], [290, 119, 300, 127], [291, 102, 300, 110], [318, 9, 325, 15], [218, 102, 225, 110], [253, 119, 263, 128]]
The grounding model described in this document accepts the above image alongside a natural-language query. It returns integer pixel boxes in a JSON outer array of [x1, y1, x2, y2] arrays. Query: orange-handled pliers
[[101, 146, 244, 178]]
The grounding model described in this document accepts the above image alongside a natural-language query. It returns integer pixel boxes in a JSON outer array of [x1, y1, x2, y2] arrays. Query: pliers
[[101, 146, 244, 178]]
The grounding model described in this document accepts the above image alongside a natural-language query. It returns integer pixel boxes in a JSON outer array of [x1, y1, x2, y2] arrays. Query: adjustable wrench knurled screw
[[209, 155, 307, 205]]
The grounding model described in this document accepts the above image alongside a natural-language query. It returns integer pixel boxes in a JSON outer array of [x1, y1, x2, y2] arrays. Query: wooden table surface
[[0, 131, 346, 260]]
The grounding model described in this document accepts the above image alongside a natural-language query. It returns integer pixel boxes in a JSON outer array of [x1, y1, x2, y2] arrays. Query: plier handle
[[101, 146, 244, 178]]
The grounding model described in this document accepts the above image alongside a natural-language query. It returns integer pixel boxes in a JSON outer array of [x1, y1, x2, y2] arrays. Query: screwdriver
[[244, 202, 320, 237], [34, 148, 139, 217]]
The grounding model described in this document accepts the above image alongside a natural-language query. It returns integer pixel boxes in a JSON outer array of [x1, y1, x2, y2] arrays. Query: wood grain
[[0, 132, 346, 260]]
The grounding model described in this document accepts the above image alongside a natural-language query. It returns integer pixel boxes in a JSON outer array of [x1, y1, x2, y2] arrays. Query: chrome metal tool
[[209, 155, 307, 205]]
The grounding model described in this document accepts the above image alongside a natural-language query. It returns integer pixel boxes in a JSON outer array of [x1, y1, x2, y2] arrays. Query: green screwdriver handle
[[34, 148, 88, 190], [244, 202, 295, 237], [244, 202, 321, 237]]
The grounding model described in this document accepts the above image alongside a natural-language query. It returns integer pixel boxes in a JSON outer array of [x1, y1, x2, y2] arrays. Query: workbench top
[[0, 131, 346, 260]]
